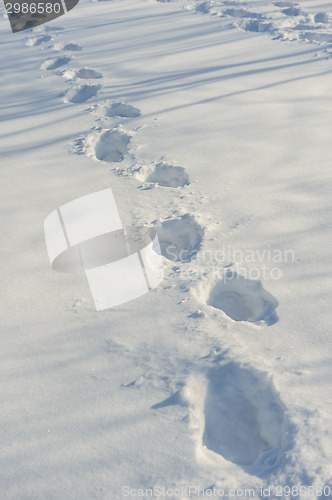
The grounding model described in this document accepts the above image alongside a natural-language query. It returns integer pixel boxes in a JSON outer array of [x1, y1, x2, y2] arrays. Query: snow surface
[[0, 0, 332, 498]]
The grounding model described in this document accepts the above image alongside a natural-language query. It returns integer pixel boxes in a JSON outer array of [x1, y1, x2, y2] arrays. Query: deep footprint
[[64, 84, 102, 104], [61, 68, 103, 80], [26, 35, 51, 47], [54, 42, 82, 51], [137, 162, 190, 188], [75, 68, 103, 79], [224, 8, 262, 18], [41, 57, 70, 70], [155, 214, 203, 262], [96, 101, 141, 118], [281, 6, 301, 16], [314, 12, 329, 23], [208, 271, 278, 325], [273, 2, 294, 6], [195, 3, 211, 14], [242, 20, 273, 32], [84, 129, 131, 162], [203, 362, 285, 467]]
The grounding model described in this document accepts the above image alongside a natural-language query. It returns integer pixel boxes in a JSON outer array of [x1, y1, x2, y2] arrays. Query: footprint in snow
[[313, 12, 329, 23], [242, 20, 273, 32], [273, 1, 295, 6], [155, 214, 203, 262], [79, 128, 131, 162], [63, 84, 102, 103], [136, 161, 190, 188], [61, 68, 103, 80], [299, 32, 332, 43], [203, 362, 286, 468], [53, 42, 82, 51], [207, 270, 278, 325], [281, 6, 301, 16], [153, 362, 287, 472], [25, 35, 52, 47], [195, 3, 211, 14], [92, 101, 141, 118], [223, 8, 263, 19], [41, 56, 71, 70]]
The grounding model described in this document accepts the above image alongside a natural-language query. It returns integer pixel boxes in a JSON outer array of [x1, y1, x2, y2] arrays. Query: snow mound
[[207, 271, 279, 325], [202, 362, 285, 467], [83, 128, 131, 162], [137, 162, 190, 188], [64, 84, 102, 103], [41, 57, 70, 70], [155, 214, 203, 262]]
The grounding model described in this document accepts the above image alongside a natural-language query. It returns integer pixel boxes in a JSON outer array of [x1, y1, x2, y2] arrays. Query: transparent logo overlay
[[3, 0, 80, 33], [44, 189, 164, 311]]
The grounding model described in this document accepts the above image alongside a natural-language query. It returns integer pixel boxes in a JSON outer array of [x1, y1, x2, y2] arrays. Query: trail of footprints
[[162, 0, 332, 52], [237, 2, 332, 46], [24, 23, 288, 475]]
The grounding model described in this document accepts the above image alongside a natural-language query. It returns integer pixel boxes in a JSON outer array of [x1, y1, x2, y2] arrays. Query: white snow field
[[0, 0, 332, 498]]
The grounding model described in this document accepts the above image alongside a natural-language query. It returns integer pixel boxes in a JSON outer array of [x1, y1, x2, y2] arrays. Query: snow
[[64, 82, 102, 103], [155, 214, 204, 261], [62, 67, 103, 79], [41, 55, 71, 70], [136, 161, 190, 188], [0, 0, 331, 498]]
